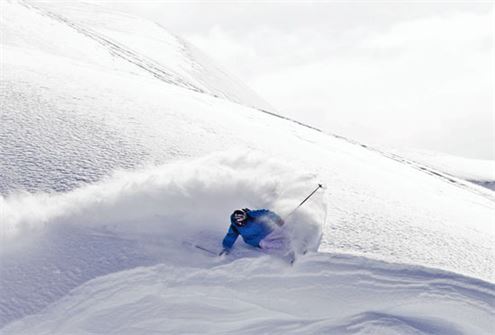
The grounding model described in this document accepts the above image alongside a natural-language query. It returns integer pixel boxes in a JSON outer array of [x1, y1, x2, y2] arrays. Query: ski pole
[[183, 241, 219, 256], [283, 184, 323, 220], [194, 244, 218, 256]]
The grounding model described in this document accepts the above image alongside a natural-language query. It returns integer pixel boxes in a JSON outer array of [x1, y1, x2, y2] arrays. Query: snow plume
[[1, 150, 324, 244], [0, 151, 325, 326]]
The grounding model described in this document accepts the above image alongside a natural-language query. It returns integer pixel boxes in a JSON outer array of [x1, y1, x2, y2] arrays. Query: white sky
[[103, 1, 494, 160]]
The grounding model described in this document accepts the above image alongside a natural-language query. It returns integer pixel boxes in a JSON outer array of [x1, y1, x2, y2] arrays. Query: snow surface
[[1, 0, 271, 111], [1, 0, 495, 333], [3, 253, 495, 335], [391, 150, 495, 191]]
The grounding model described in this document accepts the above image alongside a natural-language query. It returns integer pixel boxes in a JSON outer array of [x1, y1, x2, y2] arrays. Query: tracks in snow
[[19, 1, 208, 96]]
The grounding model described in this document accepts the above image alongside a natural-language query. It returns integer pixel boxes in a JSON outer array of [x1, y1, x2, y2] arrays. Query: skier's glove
[[219, 249, 229, 256]]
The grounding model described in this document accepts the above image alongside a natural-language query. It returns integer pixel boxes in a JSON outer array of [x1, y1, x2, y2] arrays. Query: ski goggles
[[233, 211, 247, 224]]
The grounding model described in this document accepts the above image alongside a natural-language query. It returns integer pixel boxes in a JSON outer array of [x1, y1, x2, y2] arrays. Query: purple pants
[[259, 228, 291, 253]]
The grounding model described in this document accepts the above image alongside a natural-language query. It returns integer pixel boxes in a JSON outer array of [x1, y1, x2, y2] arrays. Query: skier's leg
[[259, 237, 284, 250], [259, 231, 296, 264], [259, 228, 291, 254]]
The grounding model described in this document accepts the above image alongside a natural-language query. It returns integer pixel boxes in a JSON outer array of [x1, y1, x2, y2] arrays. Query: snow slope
[[1, 0, 271, 112], [1, 0, 495, 333], [391, 150, 495, 191]]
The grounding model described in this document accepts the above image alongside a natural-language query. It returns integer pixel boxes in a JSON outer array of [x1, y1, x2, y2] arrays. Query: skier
[[219, 208, 290, 256]]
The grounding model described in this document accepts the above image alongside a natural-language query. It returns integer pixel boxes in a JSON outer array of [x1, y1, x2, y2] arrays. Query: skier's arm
[[252, 209, 285, 226], [222, 224, 239, 252], [269, 211, 285, 226]]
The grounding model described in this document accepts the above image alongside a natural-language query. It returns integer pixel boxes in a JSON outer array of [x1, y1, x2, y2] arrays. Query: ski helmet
[[232, 209, 247, 225]]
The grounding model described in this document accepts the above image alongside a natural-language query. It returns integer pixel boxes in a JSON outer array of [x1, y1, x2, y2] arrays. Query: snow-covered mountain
[[1, 1, 494, 333]]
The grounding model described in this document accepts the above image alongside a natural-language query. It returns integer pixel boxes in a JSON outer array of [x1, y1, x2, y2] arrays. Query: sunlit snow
[[1, 1, 494, 334]]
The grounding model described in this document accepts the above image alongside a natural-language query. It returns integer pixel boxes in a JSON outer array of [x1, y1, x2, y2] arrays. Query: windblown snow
[[1, 1, 494, 334]]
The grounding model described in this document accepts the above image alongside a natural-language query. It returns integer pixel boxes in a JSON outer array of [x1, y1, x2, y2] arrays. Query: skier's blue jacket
[[222, 209, 284, 250]]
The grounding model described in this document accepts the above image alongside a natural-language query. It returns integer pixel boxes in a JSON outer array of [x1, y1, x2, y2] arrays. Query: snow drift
[[3, 254, 494, 334]]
